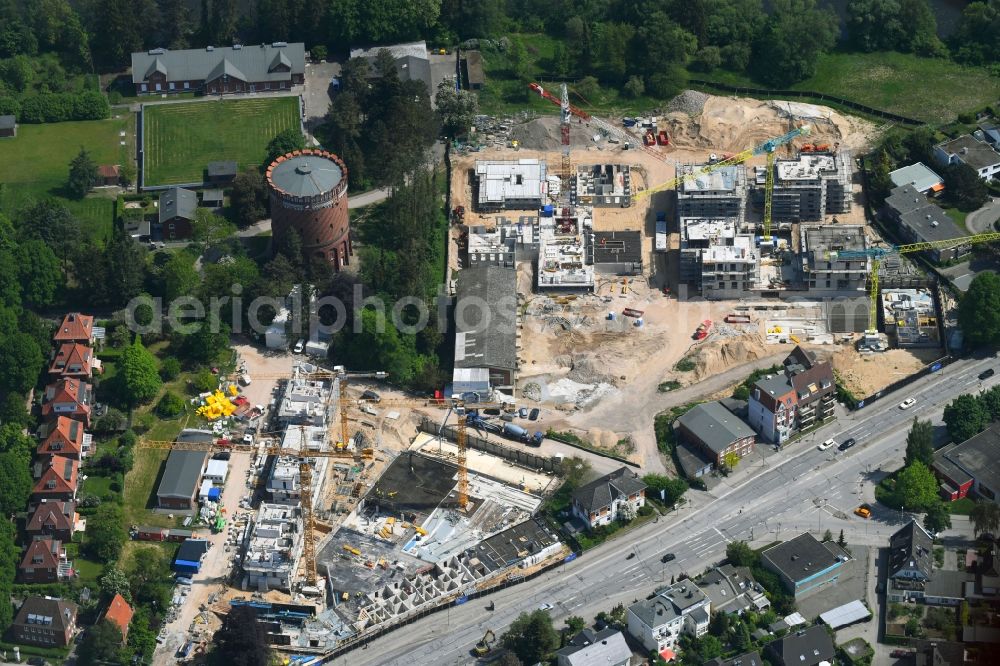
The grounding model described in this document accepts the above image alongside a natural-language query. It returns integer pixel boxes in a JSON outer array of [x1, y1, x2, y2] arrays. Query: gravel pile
[[521, 382, 542, 402], [667, 90, 710, 115]]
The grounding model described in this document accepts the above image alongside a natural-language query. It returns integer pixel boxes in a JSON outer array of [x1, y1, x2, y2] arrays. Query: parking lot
[[302, 60, 340, 135]]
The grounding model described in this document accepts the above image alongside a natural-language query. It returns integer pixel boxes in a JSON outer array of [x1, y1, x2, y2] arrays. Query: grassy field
[[143, 97, 300, 185], [692, 51, 997, 125], [0, 115, 130, 240]]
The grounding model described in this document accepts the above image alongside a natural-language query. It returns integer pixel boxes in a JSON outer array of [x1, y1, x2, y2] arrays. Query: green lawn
[[692, 51, 998, 125], [947, 497, 976, 515], [143, 97, 300, 185], [0, 115, 129, 240], [124, 446, 172, 528], [943, 206, 970, 233]]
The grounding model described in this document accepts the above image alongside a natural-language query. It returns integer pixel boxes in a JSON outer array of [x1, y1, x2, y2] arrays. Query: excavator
[[473, 629, 496, 657]]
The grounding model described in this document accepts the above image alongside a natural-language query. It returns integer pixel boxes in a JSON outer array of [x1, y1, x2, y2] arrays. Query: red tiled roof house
[[37, 416, 92, 460], [41, 378, 92, 427], [53, 313, 94, 345], [102, 593, 134, 643], [18, 538, 73, 583], [25, 501, 80, 542], [48, 343, 100, 380], [31, 455, 79, 504]]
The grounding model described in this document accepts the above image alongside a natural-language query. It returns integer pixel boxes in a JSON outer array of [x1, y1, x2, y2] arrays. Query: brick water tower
[[266, 149, 351, 269]]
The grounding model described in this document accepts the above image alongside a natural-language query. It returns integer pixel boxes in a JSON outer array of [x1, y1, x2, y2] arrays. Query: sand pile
[[667, 90, 710, 115], [510, 116, 605, 151], [565, 354, 618, 385], [688, 335, 768, 382]]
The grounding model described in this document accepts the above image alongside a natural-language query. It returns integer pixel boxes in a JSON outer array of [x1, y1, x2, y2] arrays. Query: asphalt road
[[965, 196, 1000, 235], [336, 351, 998, 666]]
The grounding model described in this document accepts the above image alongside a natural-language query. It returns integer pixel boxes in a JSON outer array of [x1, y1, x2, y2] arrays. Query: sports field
[[143, 96, 300, 185]]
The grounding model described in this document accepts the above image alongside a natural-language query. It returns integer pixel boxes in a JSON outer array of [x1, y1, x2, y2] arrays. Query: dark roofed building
[[473, 519, 560, 571], [760, 533, 847, 600], [748, 346, 835, 444], [201, 188, 225, 207], [887, 520, 935, 603], [591, 230, 643, 275], [571, 466, 646, 529], [454, 266, 517, 392], [675, 439, 715, 479], [676, 401, 755, 470], [156, 450, 208, 510], [10, 596, 78, 647], [884, 184, 969, 263], [0, 114, 15, 138], [26, 500, 79, 542], [764, 625, 835, 666], [698, 565, 771, 615], [159, 187, 197, 240], [206, 160, 238, 184], [933, 423, 1000, 504], [131, 43, 305, 96], [462, 50, 485, 89]]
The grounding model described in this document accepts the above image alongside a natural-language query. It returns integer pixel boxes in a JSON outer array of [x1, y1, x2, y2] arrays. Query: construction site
[[447, 87, 992, 470]]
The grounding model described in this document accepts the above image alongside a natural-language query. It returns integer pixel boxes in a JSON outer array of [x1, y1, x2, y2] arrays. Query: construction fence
[[418, 417, 559, 473], [689, 79, 923, 126]]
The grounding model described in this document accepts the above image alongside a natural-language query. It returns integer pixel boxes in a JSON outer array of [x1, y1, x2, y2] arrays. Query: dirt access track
[[452, 93, 887, 474]]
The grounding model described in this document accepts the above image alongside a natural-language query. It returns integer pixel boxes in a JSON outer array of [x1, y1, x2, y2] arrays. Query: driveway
[[965, 197, 1000, 234], [302, 60, 341, 138]]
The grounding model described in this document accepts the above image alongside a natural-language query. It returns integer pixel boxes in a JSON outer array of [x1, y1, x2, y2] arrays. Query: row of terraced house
[[7, 314, 134, 650]]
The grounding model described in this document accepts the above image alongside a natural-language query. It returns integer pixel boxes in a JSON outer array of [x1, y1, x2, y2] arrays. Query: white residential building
[[627, 581, 711, 653], [570, 467, 646, 530], [935, 134, 1000, 180]]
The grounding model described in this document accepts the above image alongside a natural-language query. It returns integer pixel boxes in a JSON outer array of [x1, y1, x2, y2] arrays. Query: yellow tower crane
[[827, 232, 1000, 349]]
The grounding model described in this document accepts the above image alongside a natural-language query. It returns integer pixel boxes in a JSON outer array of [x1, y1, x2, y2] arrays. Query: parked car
[[890, 649, 914, 658], [626, 552, 635, 560], [519, 407, 528, 419], [361, 390, 381, 403], [818, 438, 836, 451], [838, 438, 857, 451], [980, 368, 995, 380], [293, 339, 305, 353], [538, 602, 554, 611], [529, 408, 540, 421], [661, 553, 676, 563], [898, 397, 916, 410], [855, 505, 872, 519], [213, 452, 231, 461]]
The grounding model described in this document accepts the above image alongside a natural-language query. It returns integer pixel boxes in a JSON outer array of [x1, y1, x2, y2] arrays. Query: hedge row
[[0, 90, 110, 123]]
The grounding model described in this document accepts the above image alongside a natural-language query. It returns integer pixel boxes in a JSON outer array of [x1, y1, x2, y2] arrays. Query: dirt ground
[[830, 346, 943, 398]]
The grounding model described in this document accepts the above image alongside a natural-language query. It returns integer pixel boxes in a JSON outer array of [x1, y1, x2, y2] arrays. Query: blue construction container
[[541, 204, 554, 217]]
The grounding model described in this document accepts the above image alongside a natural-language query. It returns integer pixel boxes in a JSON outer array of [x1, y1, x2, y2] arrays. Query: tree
[[751, 0, 838, 86], [103, 225, 146, 307], [565, 615, 586, 634], [960, 272, 1000, 348], [230, 168, 268, 228], [943, 163, 989, 212], [0, 451, 33, 517], [822, 529, 833, 542], [692, 46, 722, 72], [99, 566, 132, 602], [0, 332, 43, 396], [160, 252, 200, 303], [67, 146, 98, 198], [265, 128, 306, 166], [160, 356, 181, 380], [838, 529, 846, 547], [970, 501, 1000, 537], [77, 618, 124, 666], [642, 474, 688, 506], [905, 418, 934, 467], [435, 80, 478, 139], [951, 0, 1000, 65], [924, 502, 952, 534], [16, 200, 81, 269], [847, 0, 905, 52], [894, 461, 940, 511], [120, 337, 162, 406], [722, 451, 740, 471], [192, 208, 237, 245], [726, 540, 755, 566], [16, 239, 60, 307], [943, 393, 990, 443], [211, 605, 272, 666], [156, 391, 185, 417], [501, 610, 559, 665], [85, 503, 126, 561], [624, 75, 645, 98], [179, 321, 230, 366], [92, 0, 144, 67]]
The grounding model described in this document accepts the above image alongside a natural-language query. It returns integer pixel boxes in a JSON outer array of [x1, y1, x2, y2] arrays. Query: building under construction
[[572, 164, 631, 208], [800, 225, 870, 294], [474, 159, 548, 212], [756, 151, 853, 222], [240, 503, 304, 592], [362, 451, 461, 517], [679, 217, 758, 298], [675, 164, 748, 224]]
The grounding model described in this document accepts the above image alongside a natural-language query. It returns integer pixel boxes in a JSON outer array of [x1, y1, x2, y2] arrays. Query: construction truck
[[473, 630, 496, 657], [502, 422, 544, 446]]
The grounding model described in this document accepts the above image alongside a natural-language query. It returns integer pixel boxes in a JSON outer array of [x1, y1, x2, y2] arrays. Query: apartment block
[[241, 503, 303, 592], [757, 152, 852, 222], [676, 164, 747, 222], [800, 225, 870, 295]]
